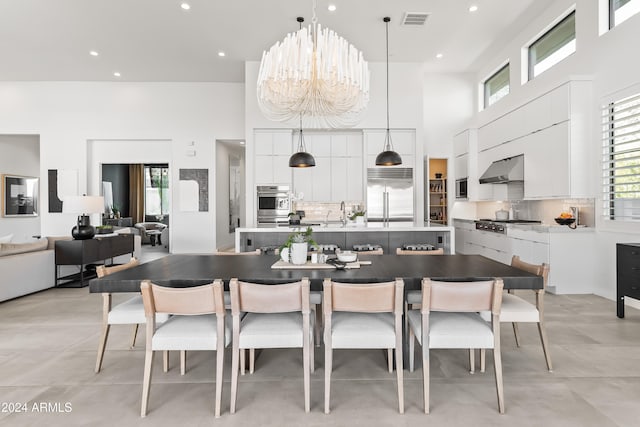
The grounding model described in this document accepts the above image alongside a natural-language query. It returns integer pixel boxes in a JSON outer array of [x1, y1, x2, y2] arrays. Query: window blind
[[602, 91, 640, 221]]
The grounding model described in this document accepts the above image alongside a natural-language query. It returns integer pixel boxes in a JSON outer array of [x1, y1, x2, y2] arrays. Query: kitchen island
[[235, 224, 454, 254]]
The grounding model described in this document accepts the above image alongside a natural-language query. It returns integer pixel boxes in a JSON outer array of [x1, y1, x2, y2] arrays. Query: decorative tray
[[271, 260, 371, 270]]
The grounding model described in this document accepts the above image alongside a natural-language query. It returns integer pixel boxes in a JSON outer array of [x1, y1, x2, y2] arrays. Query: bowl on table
[[336, 250, 358, 263]]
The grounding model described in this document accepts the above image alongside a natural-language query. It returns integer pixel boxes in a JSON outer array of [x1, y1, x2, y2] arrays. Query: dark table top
[[89, 254, 543, 293]]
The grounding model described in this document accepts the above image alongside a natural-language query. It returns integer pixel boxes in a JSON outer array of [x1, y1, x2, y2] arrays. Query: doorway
[[215, 140, 246, 251], [427, 158, 448, 225]]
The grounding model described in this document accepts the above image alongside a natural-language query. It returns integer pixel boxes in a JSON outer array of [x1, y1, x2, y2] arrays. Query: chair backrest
[[511, 255, 549, 289], [322, 278, 404, 315], [421, 278, 503, 315], [214, 249, 262, 255], [96, 257, 139, 278], [396, 248, 444, 255], [140, 280, 225, 317], [229, 278, 310, 316]]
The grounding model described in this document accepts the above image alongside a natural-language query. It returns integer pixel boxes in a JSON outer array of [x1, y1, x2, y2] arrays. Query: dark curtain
[[129, 164, 145, 224]]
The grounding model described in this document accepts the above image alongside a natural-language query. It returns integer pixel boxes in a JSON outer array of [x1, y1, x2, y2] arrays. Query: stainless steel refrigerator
[[366, 168, 414, 225]]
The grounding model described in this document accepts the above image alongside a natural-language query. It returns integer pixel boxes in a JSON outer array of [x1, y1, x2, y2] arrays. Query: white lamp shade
[[63, 196, 105, 214]]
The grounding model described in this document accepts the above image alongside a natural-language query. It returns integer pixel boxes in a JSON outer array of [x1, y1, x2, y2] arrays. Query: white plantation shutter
[[602, 91, 640, 221]]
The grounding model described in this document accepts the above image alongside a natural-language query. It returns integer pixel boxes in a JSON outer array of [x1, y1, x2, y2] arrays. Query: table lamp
[[63, 195, 105, 240]]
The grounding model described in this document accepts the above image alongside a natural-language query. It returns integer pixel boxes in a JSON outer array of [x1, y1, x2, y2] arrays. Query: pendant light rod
[[384, 16, 390, 133]]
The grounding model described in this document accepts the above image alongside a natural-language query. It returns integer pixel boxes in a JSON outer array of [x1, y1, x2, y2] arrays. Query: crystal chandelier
[[256, 0, 370, 128]]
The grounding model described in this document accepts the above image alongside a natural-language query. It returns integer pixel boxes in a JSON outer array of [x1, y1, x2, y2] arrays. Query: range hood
[[479, 154, 524, 184]]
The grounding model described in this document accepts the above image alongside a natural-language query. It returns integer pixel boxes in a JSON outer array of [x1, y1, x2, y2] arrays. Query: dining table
[[89, 253, 543, 293]]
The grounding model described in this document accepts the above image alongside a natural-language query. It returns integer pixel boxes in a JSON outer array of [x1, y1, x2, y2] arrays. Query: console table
[[617, 243, 640, 318], [55, 234, 135, 287]]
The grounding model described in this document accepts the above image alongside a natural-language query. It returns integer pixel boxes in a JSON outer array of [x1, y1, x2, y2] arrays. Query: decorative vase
[[290, 242, 308, 265], [355, 216, 365, 227]]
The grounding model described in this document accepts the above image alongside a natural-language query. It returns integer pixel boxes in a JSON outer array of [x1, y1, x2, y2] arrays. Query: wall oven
[[257, 185, 290, 227], [455, 178, 468, 199]]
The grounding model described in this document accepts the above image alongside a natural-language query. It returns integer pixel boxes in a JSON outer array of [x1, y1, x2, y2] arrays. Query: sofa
[[0, 237, 63, 302], [134, 222, 167, 245], [0, 234, 141, 303]]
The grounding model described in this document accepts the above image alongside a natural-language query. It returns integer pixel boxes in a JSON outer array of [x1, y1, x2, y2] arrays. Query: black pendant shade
[[376, 16, 402, 167], [375, 149, 402, 166], [289, 151, 316, 167]]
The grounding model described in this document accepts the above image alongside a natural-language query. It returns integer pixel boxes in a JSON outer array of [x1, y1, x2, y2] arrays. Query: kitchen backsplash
[[293, 201, 364, 223], [473, 198, 595, 227]]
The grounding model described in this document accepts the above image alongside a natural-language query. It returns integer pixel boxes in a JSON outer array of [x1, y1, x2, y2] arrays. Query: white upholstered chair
[[95, 258, 169, 373], [477, 256, 552, 372], [140, 280, 229, 418], [229, 278, 313, 413], [322, 278, 405, 414], [408, 278, 505, 414]]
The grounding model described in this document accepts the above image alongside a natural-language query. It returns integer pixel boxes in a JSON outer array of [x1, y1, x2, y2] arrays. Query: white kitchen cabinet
[[454, 154, 468, 181], [453, 130, 469, 157], [523, 122, 571, 199], [253, 130, 293, 185]]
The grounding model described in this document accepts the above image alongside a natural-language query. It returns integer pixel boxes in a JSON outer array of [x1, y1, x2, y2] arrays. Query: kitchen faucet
[[325, 210, 332, 226], [340, 201, 346, 227]]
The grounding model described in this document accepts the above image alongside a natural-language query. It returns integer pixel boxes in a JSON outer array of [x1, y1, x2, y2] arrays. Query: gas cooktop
[[477, 219, 542, 224]]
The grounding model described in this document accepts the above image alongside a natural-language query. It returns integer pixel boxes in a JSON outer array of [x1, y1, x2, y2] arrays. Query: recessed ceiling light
[[436, 53, 443, 59], [469, 5, 478, 12], [180, 3, 190, 10], [218, 51, 226, 57], [328, 4, 337, 12], [113, 72, 121, 77], [89, 51, 99, 57]]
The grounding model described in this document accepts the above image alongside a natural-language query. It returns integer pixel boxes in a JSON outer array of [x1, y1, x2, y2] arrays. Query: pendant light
[[375, 17, 402, 166], [289, 112, 316, 168], [289, 17, 316, 168]]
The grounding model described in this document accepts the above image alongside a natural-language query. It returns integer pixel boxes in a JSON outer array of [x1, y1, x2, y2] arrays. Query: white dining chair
[[408, 278, 505, 414], [140, 280, 229, 418], [323, 278, 405, 414]]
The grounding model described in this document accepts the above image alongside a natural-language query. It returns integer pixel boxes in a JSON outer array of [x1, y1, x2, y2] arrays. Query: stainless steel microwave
[[257, 185, 290, 226], [455, 178, 468, 199]]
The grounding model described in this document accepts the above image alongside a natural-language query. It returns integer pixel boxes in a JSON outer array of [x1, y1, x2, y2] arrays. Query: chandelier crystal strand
[[256, 2, 369, 128]]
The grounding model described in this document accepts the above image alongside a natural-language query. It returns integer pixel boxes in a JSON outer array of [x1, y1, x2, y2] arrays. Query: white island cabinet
[[236, 225, 454, 255]]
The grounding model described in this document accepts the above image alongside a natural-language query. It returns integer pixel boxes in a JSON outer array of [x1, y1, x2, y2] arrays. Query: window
[[528, 11, 576, 80], [144, 165, 169, 219], [602, 91, 640, 221], [484, 64, 510, 108], [610, 0, 640, 28]]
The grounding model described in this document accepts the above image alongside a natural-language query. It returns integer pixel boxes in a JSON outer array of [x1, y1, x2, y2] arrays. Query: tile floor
[[1, 285, 640, 426]]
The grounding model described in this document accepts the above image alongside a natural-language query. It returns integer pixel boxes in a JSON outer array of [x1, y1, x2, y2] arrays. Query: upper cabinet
[[475, 79, 592, 200], [254, 130, 293, 186], [292, 131, 364, 202]]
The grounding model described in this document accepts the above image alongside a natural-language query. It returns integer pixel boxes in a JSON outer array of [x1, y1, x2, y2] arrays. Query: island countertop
[[235, 225, 455, 254]]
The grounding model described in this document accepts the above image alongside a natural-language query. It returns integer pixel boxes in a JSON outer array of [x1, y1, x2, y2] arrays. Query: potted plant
[[111, 204, 120, 219], [349, 210, 366, 226], [280, 227, 318, 265]]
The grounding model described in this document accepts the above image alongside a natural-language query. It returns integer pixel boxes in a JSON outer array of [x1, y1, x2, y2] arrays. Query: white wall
[[0, 134, 40, 242], [466, 0, 640, 299], [0, 82, 245, 253]]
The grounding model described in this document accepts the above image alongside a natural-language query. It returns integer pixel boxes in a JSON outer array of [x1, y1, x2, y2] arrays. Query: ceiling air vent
[[402, 12, 429, 26]]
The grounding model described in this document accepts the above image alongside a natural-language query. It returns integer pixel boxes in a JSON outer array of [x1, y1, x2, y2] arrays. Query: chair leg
[[95, 324, 111, 373], [230, 345, 240, 414], [141, 349, 155, 417], [512, 322, 521, 347], [537, 321, 553, 372], [163, 351, 169, 373], [240, 349, 245, 375], [469, 349, 475, 374], [214, 348, 224, 418], [409, 328, 415, 372], [303, 342, 310, 413], [180, 350, 186, 375], [130, 324, 139, 348], [423, 345, 430, 414], [249, 348, 255, 374], [310, 329, 315, 374], [480, 349, 486, 373], [395, 346, 404, 414], [314, 305, 322, 347], [324, 346, 333, 414], [493, 347, 505, 414], [387, 348, 393, 373]]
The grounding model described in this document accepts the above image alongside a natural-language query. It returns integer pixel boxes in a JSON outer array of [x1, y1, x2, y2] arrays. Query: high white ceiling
[[0, 0, 554, 82]]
